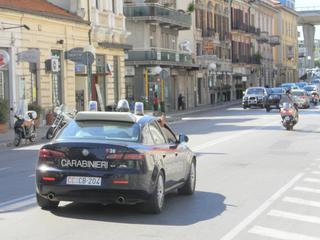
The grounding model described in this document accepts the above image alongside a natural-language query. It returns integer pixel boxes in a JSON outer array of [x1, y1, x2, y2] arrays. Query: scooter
[[14, 111, 37, 146], [280, 102, 299, 131]]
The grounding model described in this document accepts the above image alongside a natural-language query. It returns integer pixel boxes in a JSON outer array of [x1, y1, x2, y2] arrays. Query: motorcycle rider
[[280, 89, 299, 120]]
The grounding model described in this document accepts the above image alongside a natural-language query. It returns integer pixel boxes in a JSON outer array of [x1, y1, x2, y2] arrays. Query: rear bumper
[[36, 168, 155, 205]]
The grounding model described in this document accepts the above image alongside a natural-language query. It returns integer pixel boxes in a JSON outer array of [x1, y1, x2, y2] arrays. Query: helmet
[[116, 99, 130, 112]]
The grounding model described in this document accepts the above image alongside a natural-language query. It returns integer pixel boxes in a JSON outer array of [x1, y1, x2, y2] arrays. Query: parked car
[[303, 85, 319, 96], [242, 87, 268, 109], [311, 79, 320, 88], [36, 111, 196, 214], [291, 89, 310, 108], [265, 87, 286, 112]]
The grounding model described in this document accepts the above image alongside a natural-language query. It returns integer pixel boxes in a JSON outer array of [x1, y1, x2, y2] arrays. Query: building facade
[[49, 0, 130, 111], [0, 0, 89, 127], [124, 0, 198, 111], [274, 3, 299, 84]]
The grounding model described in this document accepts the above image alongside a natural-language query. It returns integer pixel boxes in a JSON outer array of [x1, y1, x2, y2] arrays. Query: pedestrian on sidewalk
[[153, 93, 159, 112], [178, 93, 183, 110]]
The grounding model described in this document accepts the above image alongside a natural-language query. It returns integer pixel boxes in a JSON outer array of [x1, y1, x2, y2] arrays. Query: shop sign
[[51, 56, 60, 73], [0, 50, 10, 68], [17, 49, 39, 63]]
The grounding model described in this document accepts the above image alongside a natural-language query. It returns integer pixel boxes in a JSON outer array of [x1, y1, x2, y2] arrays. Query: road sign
[[17, 49, 39, 63], [0, 50, 10, 68], [65, 48, 84, 63]]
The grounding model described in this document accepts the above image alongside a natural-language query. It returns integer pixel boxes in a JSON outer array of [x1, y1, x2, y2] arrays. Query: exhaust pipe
[[48, 193, 55, 200], [116, 196, 126, 204]]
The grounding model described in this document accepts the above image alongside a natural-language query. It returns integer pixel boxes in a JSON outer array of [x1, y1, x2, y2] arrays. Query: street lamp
[[0, 22, 30, 31]]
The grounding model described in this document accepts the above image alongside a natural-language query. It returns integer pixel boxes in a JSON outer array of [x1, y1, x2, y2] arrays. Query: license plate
[[284, 116, 291, 121], [66, 176, 102, 186]]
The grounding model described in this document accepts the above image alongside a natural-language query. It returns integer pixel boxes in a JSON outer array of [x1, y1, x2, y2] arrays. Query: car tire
[[178, 160, 196, 195], [36, 193, 59, 210], [142, 171, 165, 214]]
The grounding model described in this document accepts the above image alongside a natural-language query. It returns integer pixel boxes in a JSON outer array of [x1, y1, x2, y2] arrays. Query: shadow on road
[[51, 191, 226, 226]]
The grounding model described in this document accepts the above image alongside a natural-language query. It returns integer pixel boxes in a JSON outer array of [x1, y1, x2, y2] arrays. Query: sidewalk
[[0, 126, 49, 149], [0, 100, 241, 149]]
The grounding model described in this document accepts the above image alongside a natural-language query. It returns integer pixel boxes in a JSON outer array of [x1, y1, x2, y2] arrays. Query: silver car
[[291, 90, 310, 109]]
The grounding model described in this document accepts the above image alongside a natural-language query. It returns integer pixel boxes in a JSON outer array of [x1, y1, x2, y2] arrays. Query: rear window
[[269, 88, 283, 94], [247, 88, 264, 95], [57, 120, 140, 142], [304, 86, 316, 91], [292, 91, 305, 96]]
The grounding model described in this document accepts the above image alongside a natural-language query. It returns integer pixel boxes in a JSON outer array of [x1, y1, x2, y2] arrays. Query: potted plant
[[187, 2, 195, 13], [28, 103, 42, 127], [0, 99, 9, 133]]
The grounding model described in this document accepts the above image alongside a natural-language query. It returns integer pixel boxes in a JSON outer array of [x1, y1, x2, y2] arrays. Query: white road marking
[[283, 197, 320, 208], [248, 226, 320, 240], [294, 186, 320, 194], [28, 174, 35, 178], [311, 171, 320, 175], [219, 173, 304, 240], [268, 209, 320, 224], [14, 144, 44, 151], [0, 167, 10, 171], [193, 121, 278, 152], [304, 178, 320, 183], [0, 194, 35, 210]]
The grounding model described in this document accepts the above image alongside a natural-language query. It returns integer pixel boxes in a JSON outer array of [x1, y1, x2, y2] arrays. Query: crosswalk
[[239, 168, 320, 240]]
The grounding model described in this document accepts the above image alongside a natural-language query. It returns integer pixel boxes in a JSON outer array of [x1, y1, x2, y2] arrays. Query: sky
[[295, 0, 320, 40]]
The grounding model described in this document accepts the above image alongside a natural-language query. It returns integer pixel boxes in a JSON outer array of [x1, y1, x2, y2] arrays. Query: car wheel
[[142, 171, 165, 214], [36, 193, 59, 210], [178, 160, 196, 195]]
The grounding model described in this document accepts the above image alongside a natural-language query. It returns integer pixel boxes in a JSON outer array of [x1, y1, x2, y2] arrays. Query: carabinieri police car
[[36, 107, 196, 214]]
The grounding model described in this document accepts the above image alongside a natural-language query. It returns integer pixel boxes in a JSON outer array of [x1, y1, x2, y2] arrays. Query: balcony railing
[[269, 35, 280, 46], [124, 3, 192, 30], [231, 22, 260, 36], [126, 48, 193, 65], [232, 55, 261, 65], [257, 31, 269, 43]]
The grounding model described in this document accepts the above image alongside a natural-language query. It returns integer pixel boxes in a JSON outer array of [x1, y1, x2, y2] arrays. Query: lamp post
[[307, 55, 311, 81]]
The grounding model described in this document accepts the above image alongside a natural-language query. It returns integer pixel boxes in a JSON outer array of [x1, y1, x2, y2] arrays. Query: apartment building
[[124, 0, 198, 111]]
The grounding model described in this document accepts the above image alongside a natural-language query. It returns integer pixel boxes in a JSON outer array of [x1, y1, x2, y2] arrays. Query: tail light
[[39, 148, 65, 167], [106, 149, 145, 170], [281, 109, 294, 115]]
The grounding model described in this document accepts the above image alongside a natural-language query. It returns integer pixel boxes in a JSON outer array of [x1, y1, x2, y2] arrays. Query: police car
[[36, 103, 196, 214]]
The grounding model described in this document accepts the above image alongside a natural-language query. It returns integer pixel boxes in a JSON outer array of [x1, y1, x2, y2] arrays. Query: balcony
[[124, 3, 192, 30], [232, 54, 261, 65], [269, 35, 280, 46], [126, 48, 193, 67], [257, 31, 269, 43], [231, 23, 260, 36]]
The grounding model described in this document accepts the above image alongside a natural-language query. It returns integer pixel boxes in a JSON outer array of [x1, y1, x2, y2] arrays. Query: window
[[58, 120, 141, 142], [142, 125, 154, 145], [149, 122, 166, 144], [160, 124, 177, 144], [95, 0, 99, 9]]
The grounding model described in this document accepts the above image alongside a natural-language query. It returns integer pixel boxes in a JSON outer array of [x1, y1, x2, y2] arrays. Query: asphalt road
[[1, 105, 320, 240]]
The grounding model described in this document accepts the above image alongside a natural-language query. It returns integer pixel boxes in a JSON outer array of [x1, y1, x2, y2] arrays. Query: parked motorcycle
[[311, 92, 319, 106], [280, 102, 299, 131], [14, 111, 37, 146], [46, 105, 74, 139]]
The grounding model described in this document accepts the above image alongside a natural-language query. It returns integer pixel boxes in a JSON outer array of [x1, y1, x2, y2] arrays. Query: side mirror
[[179, 134, 189, 143]]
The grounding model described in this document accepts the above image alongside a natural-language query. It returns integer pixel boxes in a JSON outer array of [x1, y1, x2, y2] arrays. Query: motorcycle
[[46, 105, 74, 139], [280, 102, 299, 131], [14, 111, 37, 146]]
